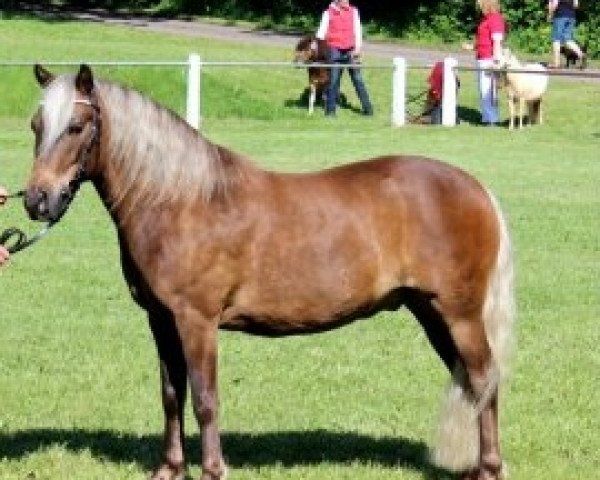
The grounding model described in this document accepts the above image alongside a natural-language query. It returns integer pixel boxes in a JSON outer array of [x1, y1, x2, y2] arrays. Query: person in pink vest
[[316, 0, 373, 116], [0, 186, 9, 266]]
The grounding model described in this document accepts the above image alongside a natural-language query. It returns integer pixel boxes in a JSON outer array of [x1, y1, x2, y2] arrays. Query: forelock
[[40, 74, 76, 155]]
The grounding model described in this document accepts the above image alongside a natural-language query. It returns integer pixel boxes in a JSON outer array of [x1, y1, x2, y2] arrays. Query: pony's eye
[[68, 124, 83, 135]]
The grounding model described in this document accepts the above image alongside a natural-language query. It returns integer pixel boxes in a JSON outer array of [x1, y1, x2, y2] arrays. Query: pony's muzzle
[[25, 185, 70, 222], [24, 186, 47, 220]]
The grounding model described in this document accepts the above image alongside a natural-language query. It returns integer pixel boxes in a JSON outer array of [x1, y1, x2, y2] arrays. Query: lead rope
[[0, 191, 56, 254]]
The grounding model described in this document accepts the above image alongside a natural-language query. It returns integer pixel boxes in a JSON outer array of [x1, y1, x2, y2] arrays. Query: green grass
[[1, 17, 600, 480]]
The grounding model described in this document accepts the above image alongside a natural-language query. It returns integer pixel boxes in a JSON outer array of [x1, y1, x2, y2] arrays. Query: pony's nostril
[[60, 187, 71, 202], [37, 189, 49, 216]]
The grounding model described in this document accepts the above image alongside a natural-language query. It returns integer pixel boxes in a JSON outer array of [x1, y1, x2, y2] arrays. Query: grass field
[[0, 15, 599, 480]]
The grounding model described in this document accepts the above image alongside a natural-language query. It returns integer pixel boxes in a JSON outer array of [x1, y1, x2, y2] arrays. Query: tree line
[[8, 1, 600, 57]]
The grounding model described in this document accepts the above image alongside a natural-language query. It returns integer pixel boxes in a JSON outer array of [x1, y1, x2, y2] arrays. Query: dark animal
[[294, 34, 331, 114], [24, 63, 516, 480], [560, 41, 587, 69]]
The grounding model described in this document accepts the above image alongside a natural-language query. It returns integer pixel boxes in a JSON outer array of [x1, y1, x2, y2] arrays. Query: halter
[[0, 95, 102, 255], [70, 95, 102, 190]]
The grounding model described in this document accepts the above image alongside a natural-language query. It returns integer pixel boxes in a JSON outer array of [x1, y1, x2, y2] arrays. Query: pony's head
[[294, 35, 319, 64], [25, 64, 101, 223], [294, 35, 330, 64]]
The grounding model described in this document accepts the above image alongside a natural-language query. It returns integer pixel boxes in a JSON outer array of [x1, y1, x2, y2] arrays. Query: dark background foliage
[[6, 0, 600, 57]]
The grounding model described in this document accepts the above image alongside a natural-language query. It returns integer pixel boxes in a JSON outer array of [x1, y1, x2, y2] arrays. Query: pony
[[23, 63, 516, 480], [293, 34, 331, 114], [496, 48, 549, 130]]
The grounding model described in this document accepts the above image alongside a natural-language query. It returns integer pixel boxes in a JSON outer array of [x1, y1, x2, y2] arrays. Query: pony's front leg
[[508, 96, 514, 130], [177, 311, 226, 480], [148, 312, 188, 480]]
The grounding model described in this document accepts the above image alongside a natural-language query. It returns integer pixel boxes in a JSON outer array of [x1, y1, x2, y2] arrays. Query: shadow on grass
[[285, 88, 361, 115], [457, 105, 482, 125], [0, 428, 456, 479]]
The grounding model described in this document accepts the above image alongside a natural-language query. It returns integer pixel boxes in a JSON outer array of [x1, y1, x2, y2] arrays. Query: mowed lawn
[[0, 16, 599, 480]]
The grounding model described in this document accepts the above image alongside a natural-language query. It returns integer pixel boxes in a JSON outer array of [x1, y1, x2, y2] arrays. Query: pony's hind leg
[[404, 288, 458, 372], [431, 314, 503, 480], [435, 194, 514, 480], [407, 290, 498, 477], [148, 309, 188, 480], [451, 319, 502, 480]]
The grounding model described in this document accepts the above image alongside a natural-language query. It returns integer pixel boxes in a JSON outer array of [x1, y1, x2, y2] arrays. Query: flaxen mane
[[41, 75, 246, 212]]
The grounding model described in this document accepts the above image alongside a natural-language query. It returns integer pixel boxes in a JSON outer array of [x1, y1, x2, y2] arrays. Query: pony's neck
[[93, 81, 238, 219]]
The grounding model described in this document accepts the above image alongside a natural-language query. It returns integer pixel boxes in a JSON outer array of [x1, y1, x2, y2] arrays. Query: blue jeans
[[326, 48, 373, 115], [552, 17, 576, 43]]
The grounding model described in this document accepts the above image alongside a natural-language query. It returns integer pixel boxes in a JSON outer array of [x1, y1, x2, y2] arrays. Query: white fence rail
[[1, 54, 448, 129], [6, 54, 593, 129], [182, 53, 451, 129]]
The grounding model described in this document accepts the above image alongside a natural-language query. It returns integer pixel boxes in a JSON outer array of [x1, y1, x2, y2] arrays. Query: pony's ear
[[34, 64, 54, 88], [75, 64, 94, 96]]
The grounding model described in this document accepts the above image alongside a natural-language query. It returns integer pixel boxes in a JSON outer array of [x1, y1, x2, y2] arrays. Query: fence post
[[391, 57, 406, 127], [187, 53, 201, 129], [441, 57, 458, 127]]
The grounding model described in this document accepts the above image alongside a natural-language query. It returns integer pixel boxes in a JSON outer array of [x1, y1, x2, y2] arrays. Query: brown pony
[[24, 64, 515, 480], [294, 34, 331, 114]]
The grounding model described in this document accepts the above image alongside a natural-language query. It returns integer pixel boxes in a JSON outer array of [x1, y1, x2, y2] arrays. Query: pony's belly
[[219, 297, 381, 337], [219, 282, 407, 337]]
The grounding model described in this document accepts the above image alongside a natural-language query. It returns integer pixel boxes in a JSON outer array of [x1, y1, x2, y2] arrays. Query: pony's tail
[[432, 191, 516, 472]]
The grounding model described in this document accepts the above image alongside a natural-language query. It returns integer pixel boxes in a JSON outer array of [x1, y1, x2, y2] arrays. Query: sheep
[[496, 48, 549, 130]]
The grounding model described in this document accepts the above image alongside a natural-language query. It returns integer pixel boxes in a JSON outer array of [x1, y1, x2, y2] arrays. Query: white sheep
[[497, 48, 549, 130]]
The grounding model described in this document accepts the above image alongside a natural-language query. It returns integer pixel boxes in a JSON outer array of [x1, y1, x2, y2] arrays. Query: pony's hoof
[[200, 461, 228, 480], [150, 464, 185, 480], [460, 467, 504, 480]]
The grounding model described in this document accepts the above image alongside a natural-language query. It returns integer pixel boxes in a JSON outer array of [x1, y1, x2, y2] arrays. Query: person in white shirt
[[316, 0, 373, 116]]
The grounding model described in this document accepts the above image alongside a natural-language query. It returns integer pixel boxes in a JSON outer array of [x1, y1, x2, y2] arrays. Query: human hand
[[0, 245, 9, 266], [0, 186, 7, 206]]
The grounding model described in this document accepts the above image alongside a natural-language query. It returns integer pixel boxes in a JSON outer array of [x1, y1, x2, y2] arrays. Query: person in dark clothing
[[548, 0, 586, 69]]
